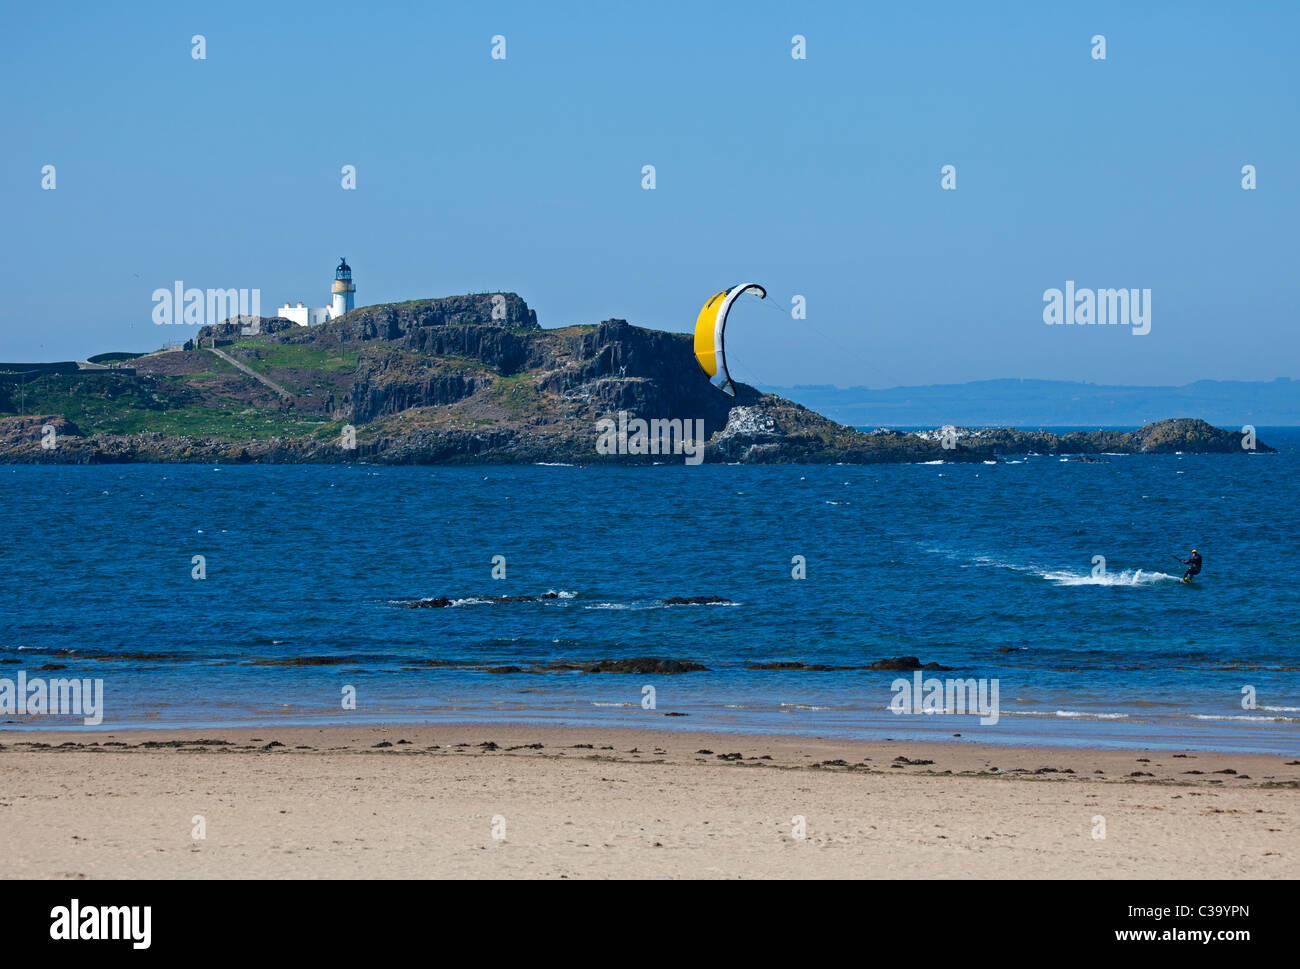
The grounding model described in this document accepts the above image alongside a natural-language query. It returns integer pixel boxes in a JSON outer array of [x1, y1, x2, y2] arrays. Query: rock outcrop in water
[[0, 293, 1275, 463], [910, 419, 1273, 455], [401, 593, 562, 608], [865, 656, 956, 672]]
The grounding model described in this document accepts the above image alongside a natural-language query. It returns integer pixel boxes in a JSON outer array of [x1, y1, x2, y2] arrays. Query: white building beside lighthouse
[[278, 258, 356, 326]]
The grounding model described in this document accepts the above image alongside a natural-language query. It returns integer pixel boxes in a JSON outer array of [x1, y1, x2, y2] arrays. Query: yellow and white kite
[[693, 283, 766, 396]]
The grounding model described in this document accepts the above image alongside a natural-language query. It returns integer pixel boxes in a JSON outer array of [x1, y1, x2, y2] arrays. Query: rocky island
[[0, 294, 1273, 463]]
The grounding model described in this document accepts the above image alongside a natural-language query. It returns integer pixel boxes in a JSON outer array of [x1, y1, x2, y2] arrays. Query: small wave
[[584, 599, 738, 610], [972, 554, 1021, 570], [1004, 710, 1129, 720], [779, 702, 832, 711], [1261, 705, 1300, 713], [1190, 714, 1300, 722], [394, 592, 577, 608]]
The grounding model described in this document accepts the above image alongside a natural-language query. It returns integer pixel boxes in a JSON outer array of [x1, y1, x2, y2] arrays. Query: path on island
[[206, 346, 293, 400]]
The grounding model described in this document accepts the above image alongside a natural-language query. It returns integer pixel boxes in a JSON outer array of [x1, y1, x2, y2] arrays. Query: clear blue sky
[[2, 0, 1296, 387]]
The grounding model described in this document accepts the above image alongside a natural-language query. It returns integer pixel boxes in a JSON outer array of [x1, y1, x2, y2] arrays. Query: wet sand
[[1, 724, 1296, 878]]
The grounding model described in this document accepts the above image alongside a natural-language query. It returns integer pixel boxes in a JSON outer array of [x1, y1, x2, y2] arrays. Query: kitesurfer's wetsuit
[[1181, 551, 1202, 581]]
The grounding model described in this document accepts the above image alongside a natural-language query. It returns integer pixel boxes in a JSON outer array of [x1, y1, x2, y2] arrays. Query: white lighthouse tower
[[331, 257, 355, 317], [277, 258, 358, 326]]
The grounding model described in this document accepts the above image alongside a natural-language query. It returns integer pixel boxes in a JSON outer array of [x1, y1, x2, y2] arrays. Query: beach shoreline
[[3, 723, 1296, 879]]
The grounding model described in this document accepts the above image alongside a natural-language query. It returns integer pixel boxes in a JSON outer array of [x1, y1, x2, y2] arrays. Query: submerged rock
[[582, 658, 708, 674], [402, 592, 561, 608], [248, 656, 353, 666], [747, 661, 856, 671], [866, 656, 955, 672]]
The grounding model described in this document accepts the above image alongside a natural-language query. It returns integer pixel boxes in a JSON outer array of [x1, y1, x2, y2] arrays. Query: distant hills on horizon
[[761, 378, 1300, 428]]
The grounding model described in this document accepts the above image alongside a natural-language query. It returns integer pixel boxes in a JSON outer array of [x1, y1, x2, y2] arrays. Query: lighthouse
[[277, 258, 359, 326], [331, 257, 356, 317]]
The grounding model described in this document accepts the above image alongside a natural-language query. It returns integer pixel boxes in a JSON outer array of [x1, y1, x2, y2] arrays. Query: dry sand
[[1, 724, 1296, 878]]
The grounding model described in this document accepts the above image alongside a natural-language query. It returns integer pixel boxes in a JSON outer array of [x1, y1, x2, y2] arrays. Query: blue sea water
[[1, 429, 1297, 754]]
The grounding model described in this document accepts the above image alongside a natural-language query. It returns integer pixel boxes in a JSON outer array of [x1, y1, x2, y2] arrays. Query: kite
[[693, 283, 766, 396]]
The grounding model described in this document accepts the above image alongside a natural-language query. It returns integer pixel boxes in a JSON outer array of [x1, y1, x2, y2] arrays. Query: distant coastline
[[762, 378, 1300, 427]]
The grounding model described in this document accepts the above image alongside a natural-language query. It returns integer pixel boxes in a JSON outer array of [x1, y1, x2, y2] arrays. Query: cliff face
[[350, 360, 487, 424], [338, 293, 538, 343], [0, 293, 1275, 464]]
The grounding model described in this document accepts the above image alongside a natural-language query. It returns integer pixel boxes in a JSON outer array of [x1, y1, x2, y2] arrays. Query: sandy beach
[[1, 724, 1295, 879]]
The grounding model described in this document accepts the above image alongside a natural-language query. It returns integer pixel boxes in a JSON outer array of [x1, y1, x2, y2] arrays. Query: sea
[[2, 428, 1297, 754]]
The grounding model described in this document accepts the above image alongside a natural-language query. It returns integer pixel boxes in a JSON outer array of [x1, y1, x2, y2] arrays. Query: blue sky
[[2, 0, 1296, 387]]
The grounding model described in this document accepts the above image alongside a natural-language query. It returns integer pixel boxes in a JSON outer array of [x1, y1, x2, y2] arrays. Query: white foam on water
[[922, 546, 1181, 588], [1003, 709, 1129, 720], [779, 703, 836, 711], [1039, 568, 1181, 587]]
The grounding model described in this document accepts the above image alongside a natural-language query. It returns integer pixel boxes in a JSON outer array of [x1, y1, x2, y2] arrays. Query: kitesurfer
[[1178, 549, 1203, 581]]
